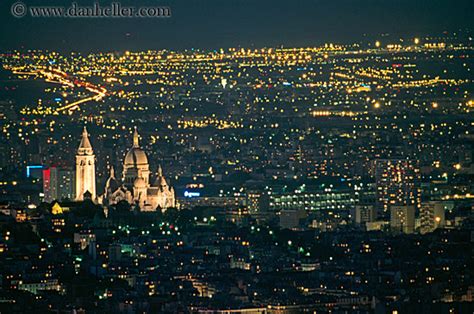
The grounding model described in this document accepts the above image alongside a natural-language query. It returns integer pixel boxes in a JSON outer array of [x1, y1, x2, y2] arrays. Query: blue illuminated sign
[[184, 191, 201, 198], [26, 165, 44, 177]]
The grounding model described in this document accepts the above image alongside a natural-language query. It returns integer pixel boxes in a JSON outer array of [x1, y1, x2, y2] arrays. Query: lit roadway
[[10, 66, 108, 113]]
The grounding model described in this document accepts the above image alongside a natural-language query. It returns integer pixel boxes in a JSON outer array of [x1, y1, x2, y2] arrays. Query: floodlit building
[[99, 127, 175, 211], [75, 127, 96, 201]]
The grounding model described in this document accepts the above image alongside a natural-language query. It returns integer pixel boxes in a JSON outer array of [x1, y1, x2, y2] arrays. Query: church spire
[[78, 126, 92, 154], [158, 164, 162, 177], [109, 166, 115, 179], [133, 126, 139, 148], [75, 126, 96, 201]]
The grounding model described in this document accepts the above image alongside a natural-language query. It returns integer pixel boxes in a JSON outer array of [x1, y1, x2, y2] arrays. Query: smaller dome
[[134, 177, 147, 188]]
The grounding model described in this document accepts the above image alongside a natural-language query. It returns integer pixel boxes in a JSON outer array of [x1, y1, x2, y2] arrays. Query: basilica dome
[[124, 127, 148, 166], [124, 147, 148, 166]]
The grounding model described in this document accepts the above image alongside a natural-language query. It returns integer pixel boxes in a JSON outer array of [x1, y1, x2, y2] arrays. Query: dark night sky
[[0, 0, 473, 52]]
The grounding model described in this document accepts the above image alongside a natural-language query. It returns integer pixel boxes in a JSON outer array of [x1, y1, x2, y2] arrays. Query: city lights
[[0, 1, 472, 312]]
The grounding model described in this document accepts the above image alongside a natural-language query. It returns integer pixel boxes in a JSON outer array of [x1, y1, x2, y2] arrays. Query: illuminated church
[[76, 127, 175, 211]]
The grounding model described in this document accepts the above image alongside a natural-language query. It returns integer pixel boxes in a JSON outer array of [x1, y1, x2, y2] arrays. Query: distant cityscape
[[0, 33, 473, 313]]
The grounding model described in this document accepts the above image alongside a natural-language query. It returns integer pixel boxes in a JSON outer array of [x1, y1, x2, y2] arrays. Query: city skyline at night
[[0, 1, 473, 313]]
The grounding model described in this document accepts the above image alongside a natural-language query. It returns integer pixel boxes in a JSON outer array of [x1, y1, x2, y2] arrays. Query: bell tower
[[75, 127, 96, 201]]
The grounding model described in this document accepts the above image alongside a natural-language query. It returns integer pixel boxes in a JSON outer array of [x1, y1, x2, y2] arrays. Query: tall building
[[59, 168, 75, 200], [75, 127, 96, 201], [420, 201, 446, 234], [373, 159, 420, 215], [390, 205, 415, 234], [99, 127, 175, 211], [43, 167, 58, 202], [43, 167, 52, 202], [43, 166, 75, 202]]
